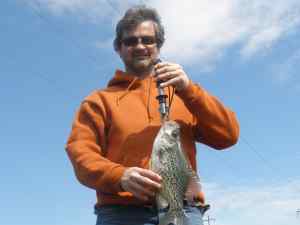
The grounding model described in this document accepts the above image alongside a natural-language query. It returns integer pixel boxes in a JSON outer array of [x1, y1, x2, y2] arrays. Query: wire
[[203, 149, 249, 186], [105, 0, 121, 15], [5, 57, 78, 101], [240, 136, 278, 172], [32, 72, 78, 100], [29, 1, 110, 72]]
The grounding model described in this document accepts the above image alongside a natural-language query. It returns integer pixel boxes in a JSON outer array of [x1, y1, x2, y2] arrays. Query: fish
[[150, 120, 202, 225]]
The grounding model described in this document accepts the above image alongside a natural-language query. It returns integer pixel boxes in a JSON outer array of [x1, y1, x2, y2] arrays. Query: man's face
[[118, 20, 159, 76]]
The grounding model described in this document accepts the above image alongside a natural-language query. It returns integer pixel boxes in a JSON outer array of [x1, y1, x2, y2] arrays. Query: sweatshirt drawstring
[[116, 77, 138, 106], [168, 86, 175, 116], [146, 76, 153, 123], [116, 74, 174, 123]]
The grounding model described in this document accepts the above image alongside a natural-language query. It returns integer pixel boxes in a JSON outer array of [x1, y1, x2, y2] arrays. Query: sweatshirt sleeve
[[176, 80, 240, 150], [65, 97, 126, 193]]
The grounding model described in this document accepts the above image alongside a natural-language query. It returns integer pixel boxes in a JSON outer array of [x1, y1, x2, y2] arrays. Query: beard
[[125, 55, 155, 75]]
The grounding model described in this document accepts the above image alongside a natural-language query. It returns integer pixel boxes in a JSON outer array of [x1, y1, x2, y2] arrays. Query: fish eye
[[171, 130, 178, 138]]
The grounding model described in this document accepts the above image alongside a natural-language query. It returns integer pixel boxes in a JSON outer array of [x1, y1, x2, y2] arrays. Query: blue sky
[[1, 1, 300, 225]]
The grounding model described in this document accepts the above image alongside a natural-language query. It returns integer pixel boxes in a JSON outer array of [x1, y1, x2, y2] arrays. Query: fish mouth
[[165, 121, 180, 129], [161, 121, 180, 139]]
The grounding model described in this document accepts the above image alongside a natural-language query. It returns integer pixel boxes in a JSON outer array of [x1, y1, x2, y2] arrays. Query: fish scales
[[150, 120, 201, 225]]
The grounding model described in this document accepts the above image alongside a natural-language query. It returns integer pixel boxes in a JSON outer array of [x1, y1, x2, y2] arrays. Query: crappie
[[150, 121, 202, 225]]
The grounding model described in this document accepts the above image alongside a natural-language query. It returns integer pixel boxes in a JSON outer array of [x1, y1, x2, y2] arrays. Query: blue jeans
[[95, 204, 205, 225]]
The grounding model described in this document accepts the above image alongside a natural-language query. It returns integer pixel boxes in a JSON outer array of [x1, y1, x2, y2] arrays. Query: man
[[66, 5, 239, 225]]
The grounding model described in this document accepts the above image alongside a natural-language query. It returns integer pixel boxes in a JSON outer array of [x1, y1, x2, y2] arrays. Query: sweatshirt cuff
[[176, 80, 205, 102], [105, 165, 127, 193]]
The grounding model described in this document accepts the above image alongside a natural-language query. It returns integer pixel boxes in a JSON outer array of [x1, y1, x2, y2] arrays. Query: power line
[[29, 1, 109, 71], [105, 0, 121, 15], [30, 71, 78, 100], [206, 151, 248, 186], [240, 136, 278, 172], [22, 1, 117, 99], [5, 57, 78, 101]]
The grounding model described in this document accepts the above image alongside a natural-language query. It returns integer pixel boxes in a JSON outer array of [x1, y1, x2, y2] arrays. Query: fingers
[[135, 168, 162, 192], [155, 63, 182, 75], [156, 70, 178, 81], [154, 63, 181, 80], [129, 180, 155, 201], [159, 76, 182, 88], [139, 168, 162, 184], [154, 62, 189, 90], [120, 167, 162, 202]]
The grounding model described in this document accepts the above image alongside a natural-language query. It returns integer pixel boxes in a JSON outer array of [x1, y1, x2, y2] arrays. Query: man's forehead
[[123, 21, 156, 37]]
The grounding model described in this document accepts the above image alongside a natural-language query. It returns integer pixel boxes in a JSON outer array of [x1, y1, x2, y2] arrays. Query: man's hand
[[120, 167, 162, 202], [154, 62, 190, 91]]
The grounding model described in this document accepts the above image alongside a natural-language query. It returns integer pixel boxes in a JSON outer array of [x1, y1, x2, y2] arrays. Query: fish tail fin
[[159, 211, 189, 225]]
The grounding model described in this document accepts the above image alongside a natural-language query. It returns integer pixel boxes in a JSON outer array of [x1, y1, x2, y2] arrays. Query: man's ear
[[116, 49, 122, 58], [113, 39, 121, 54]]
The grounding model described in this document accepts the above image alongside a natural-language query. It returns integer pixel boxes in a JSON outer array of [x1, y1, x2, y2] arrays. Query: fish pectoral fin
[[185, 171, 202, 203]]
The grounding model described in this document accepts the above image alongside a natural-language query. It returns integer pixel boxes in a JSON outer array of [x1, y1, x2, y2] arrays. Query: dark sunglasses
[[122, 36, 156, 47]]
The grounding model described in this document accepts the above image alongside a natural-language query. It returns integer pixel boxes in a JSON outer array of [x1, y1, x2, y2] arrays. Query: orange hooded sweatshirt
[[66, 70, 239, 207]]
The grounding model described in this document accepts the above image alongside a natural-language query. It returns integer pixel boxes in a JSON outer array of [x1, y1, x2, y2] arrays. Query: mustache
[[132, 50, 149, 57]]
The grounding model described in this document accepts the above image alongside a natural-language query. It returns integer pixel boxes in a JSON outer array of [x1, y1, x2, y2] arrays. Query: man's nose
[[135, 40, 147, 49]]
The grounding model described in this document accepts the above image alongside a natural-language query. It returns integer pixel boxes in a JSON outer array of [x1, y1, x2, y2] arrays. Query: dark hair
[[113, 5, 165, 51]]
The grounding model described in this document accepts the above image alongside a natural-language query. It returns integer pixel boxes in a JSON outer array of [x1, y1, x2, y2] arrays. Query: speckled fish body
[[150, 121, 201, 225]]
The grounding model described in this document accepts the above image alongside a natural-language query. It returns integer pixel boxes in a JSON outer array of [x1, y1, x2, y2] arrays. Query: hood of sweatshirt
[[106, 70, 175, 123], [106, 70, 176, 123], [106, 70, 158, 123], [107, 70, 141, 87]]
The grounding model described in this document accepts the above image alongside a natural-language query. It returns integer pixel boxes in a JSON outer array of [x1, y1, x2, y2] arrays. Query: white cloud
[[27, 0, 300, 66], [203, 179, 300, 225], [238, 0, 300, 57], [151, 0, 300, 64]]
